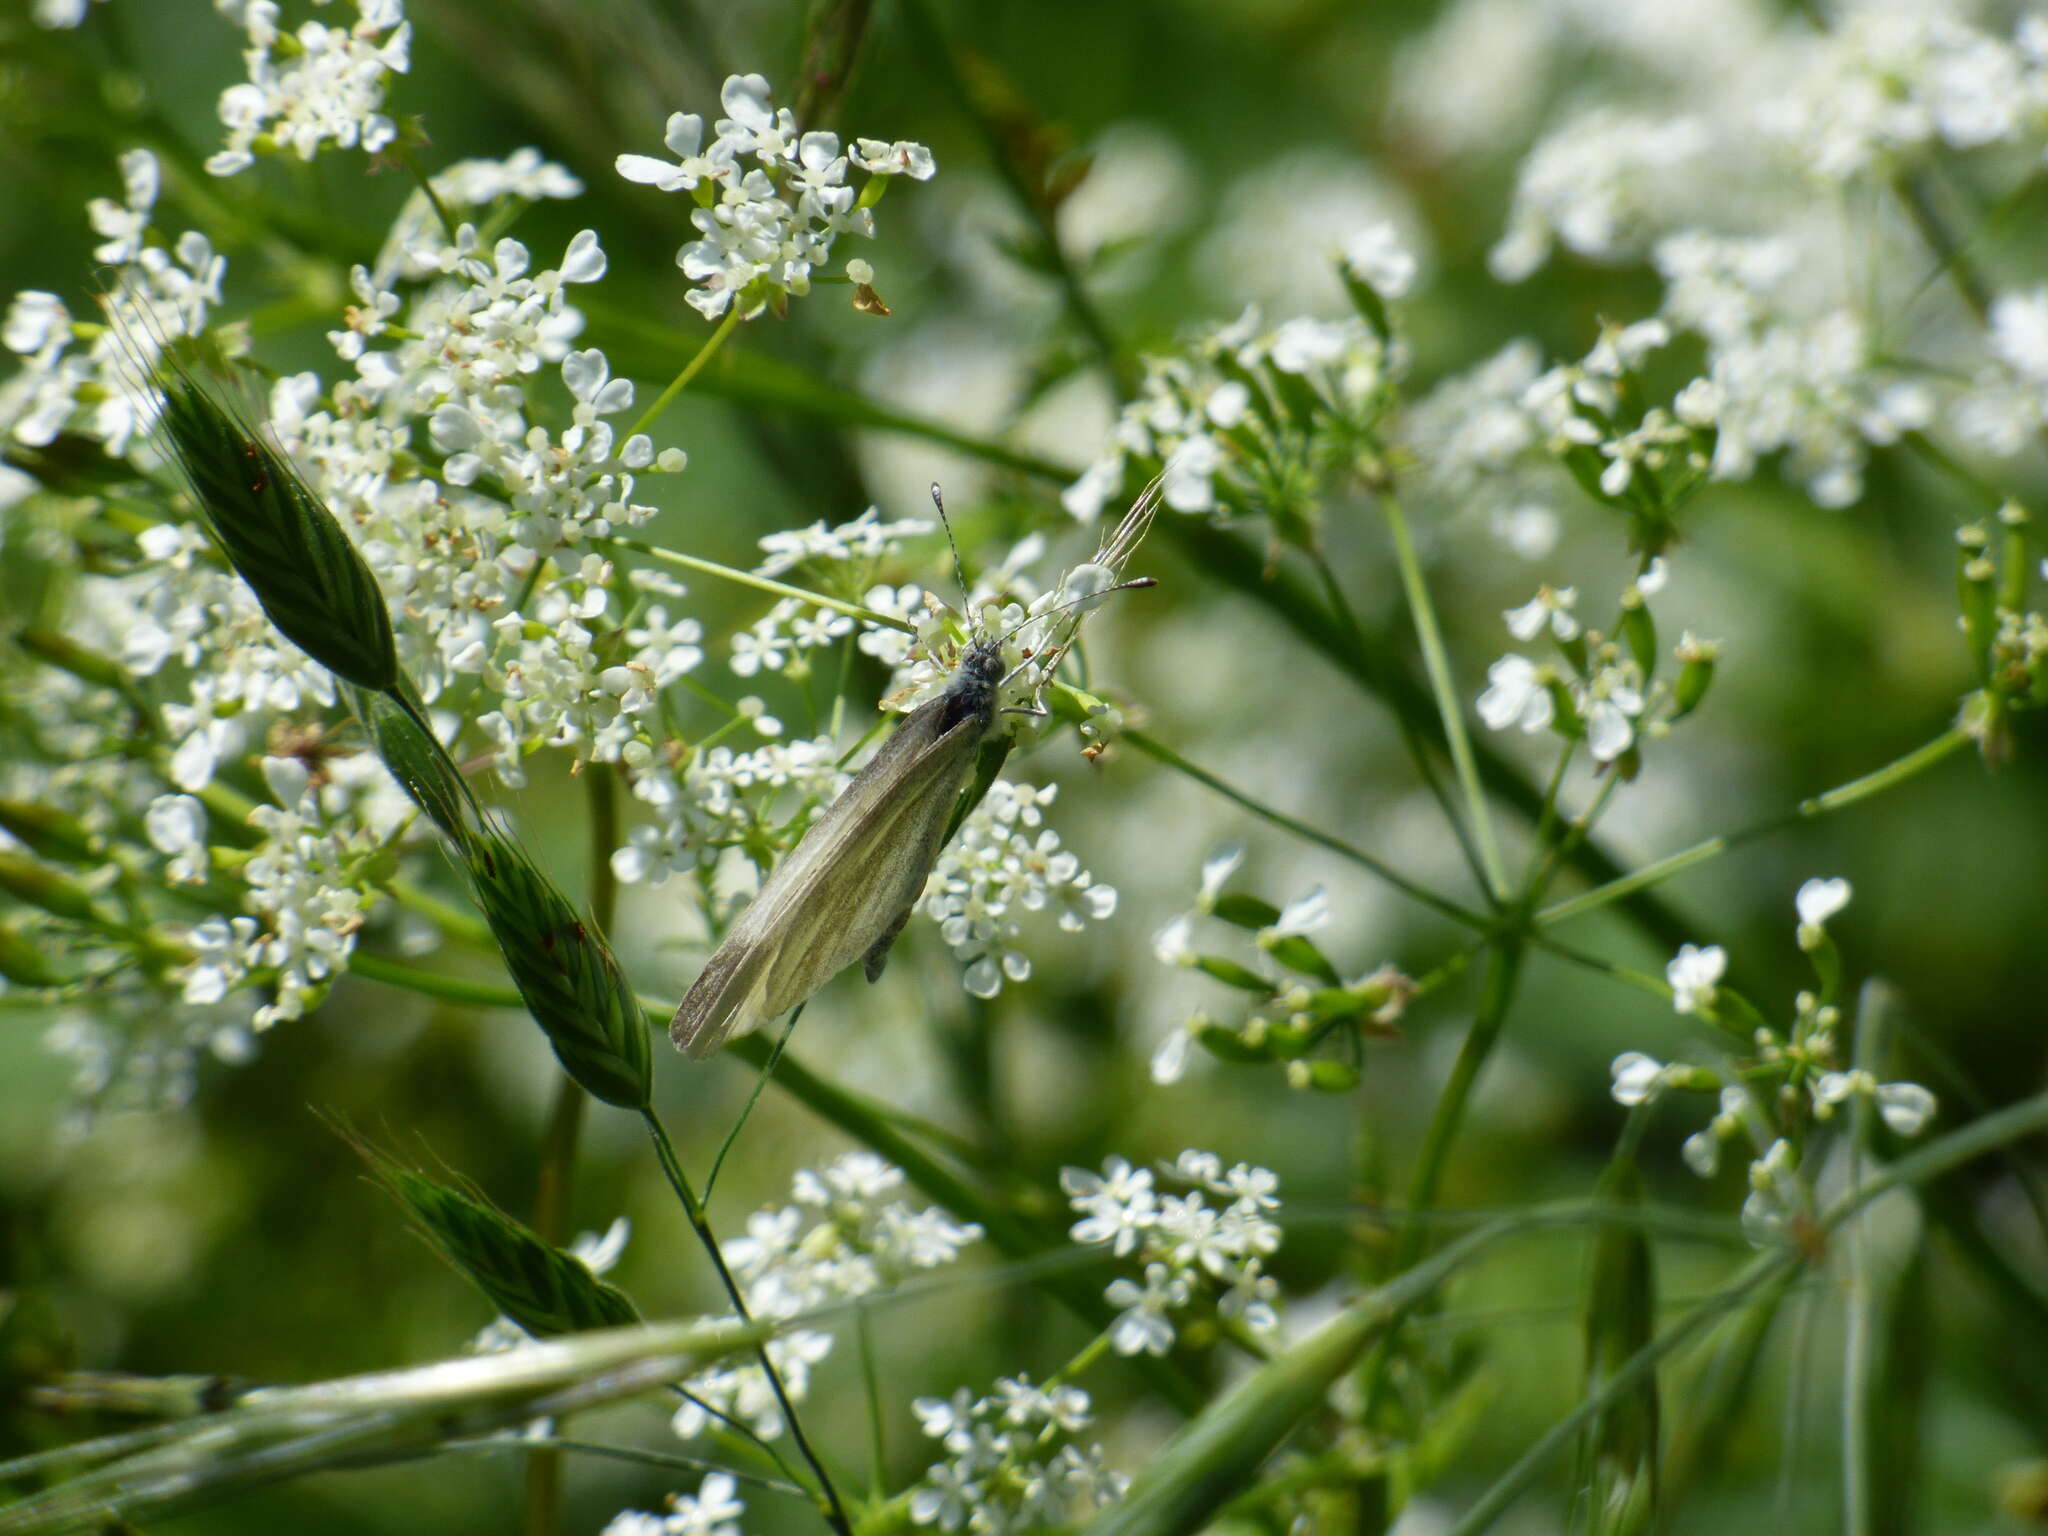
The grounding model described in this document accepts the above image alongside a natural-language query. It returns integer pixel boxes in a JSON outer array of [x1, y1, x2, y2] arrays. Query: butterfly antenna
[[992, 578, 1158, 649], [930, 482, 974, 616]]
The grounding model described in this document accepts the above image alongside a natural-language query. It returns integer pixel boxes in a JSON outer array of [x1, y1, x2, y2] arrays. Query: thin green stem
[[641, 1109, 853, 1536], [1538, 728, 1970, 928], [519, 766, 618, 1536], [1397, 940, 1524, 1266], [1360, 939, 1524, 1417], [1380, 493, 1509, 900], [1890, 169, 1991, 323], [704, 1003, 806, 1203], [628, 306, 744, 438], [602, 538, 913, 632], [1310, 547, 1491, 898], [856, 1306, 888, 1504], [1841, 981, 1896, 1536], [1518, 741, 1578, 893], [380, 877, 491, 947], [1123, 730, 1488, 931], [443, 1435, 802, 1497], [395, 143, 461, 245]]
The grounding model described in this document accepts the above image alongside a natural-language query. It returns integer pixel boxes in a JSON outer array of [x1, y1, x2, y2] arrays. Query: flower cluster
[[1063, 288, 1406, 543], [1477, 559, 1720, 770], [602, 1473, 746, 1536], [611, 731, 844, 889], [172, 755, 409, 1028], [1061, 1147, 1285, 1354], [207, 0, 413, 178], [755, 504, 935, 578], [1761, 8, 2048, 183], [906, 1376, 1127, 1534], [617, 73, 934, 320], [670, 1153, 981, 1442], [922, 780, 1117, 999], [1150, 844, 1412, 1089], [1607, 879, 1938, 1243], [2, 151, 225, 457]]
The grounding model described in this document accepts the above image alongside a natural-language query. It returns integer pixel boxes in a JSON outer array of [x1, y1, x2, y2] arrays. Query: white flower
[[1490, 109, 1710, 281], [144, 794, 211, 884], [1149, 1026, 1193, 1085], [1062, 1157, 1157, 1256], [1682, 1129, 1721, 1178], [1259, 886, 1327, 944], [1104, 1262, 1192, 1355], [618, 74, 932, 320], [1992, 289, 2048, 384], [921, 779, 1115, 999], [1795, 876, 1852, 944], [1609, 1051, 1668, 1106], [601, 1473, 744, 1536], [1343, 220, 1418, 298], [1477, 653, 1554, 734], [1874, 1081, 1937, 1137], [1665, 943, 1726, 1015], [206, 0, 412, 177], [1152, 914, 1196, 967], [1504, 585, 1579, 643]]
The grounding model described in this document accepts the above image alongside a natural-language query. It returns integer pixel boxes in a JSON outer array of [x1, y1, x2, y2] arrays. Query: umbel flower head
[[617, 72, 935, 320]]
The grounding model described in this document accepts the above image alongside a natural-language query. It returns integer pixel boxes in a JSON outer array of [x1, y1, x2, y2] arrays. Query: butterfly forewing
[[668, 695, 990, 1058]]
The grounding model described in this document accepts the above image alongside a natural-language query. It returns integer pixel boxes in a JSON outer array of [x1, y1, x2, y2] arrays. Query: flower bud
[[1671, 632, 1719, 719]]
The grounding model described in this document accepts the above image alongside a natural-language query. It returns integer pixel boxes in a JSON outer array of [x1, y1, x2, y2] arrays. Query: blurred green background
[[4, 1, 2048, 1531]]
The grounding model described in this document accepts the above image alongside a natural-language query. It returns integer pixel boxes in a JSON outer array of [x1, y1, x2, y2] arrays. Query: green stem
[[581, 298, 1077, 481], [444, 1435, 801, 1496], [520, 766, 618, 1536], [1841, 981, 1896, 1536], [1123, 731, 1487, 931], [381, 878, 491, 947], [642, 1109, 853, 1536], [1380, 492, 1508, 900], [602, 537, 913, 632], [628, 306, 744, 439], [704, 1003, 806, 1203], [1360, 939, 1524, 1415], [1538, 729, 1969, 929], [1890, 170, 1990, 323], [1398, 940, 1524, 1264], [395, 143, 461, 246], [1310, 547, 1491, 899], [856, 1305, 888, 1504]]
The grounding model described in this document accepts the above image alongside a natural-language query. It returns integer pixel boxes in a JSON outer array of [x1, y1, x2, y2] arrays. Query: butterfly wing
[[668, 697, 988, 1058]]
